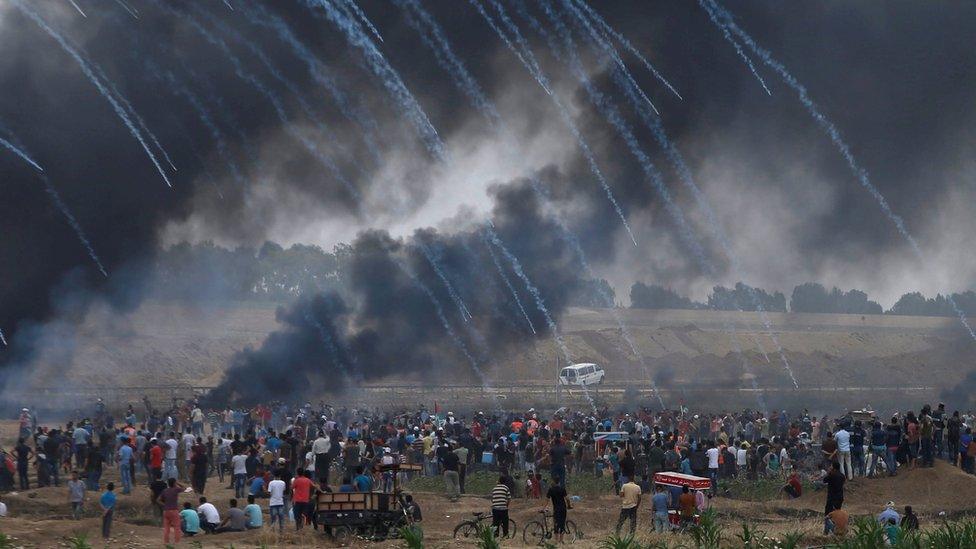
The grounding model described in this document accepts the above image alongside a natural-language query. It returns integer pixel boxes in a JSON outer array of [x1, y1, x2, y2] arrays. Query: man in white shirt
[[736, 442, 749, 477], [231, 451, 248, 498], [705, 441, 720, 495], [164, 433, 179, 481], [312, 433, 331, 484], [181, 431, 196, 482], [197, 496, 221, 533], [835, 426, 853, 480], [267, 472, 287, 533]]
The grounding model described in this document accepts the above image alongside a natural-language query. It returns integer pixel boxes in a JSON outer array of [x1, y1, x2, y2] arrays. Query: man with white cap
[[877, 501, 900, 525]]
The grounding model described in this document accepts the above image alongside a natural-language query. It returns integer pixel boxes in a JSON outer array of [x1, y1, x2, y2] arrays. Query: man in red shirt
[[291, 469, 313, 530], [149, 440, 164, 483]]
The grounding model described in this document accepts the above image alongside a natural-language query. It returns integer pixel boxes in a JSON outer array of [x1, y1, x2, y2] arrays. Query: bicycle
[[523, 509, 581, 545], [453, 511, 518, 539]]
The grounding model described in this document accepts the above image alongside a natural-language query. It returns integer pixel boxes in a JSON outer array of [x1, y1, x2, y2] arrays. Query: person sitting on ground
[[782, 471, 802, 499], [244, 495, 263, 529], [404, 494, 422, 523], [877, 501, 900, 525], [825, 507, 849, 536], [248, 474, 266, 498], [215, 498, 246, 533], [180, 502, 200, 537], [197, 496, 220, 533], [884, 517, 900, 545], [901, 505, 919, 531]]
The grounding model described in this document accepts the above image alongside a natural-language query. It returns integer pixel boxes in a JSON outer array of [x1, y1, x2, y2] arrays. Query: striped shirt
[[491, 484, 511, 510]]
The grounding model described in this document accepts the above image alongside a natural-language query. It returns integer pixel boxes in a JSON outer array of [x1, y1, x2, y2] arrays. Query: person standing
[[834, 426, 852, 480], [164, 433, 179, 481], [544, 476, 570, 543], [442, 445, 461, 501], [231, 449, 248, 498], [291, 469, 313, 530], [268, 471, 287, 533], [651, 483, 670, 533], [549, 438, 569, 487], [311, 431, 331, 485], [159, 477, 183, 544], [705, 441, 720, 495], [453, 443, 469, 494], [100, 482, 117, 540], [14, 438, 32, 490], [490, 476, 512, 538], [822, 462, 845, 534], [885, 417, 903, 476], [117, 437, 133, 495], [67, 471, 85, 520], [615, 477, 641, 537]]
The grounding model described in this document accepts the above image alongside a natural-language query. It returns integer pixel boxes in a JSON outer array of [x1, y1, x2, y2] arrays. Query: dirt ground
[[1, 413, 975, 548]]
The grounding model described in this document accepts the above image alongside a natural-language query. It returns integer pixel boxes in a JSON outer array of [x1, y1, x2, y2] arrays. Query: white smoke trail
[[471, 0, 639, 247], [66, 0, 87, 18], [484, 224, 572, 364], [394, 0, 500, 125], [13, 1, 173, 187], [92, 62, 177, 172], [114, 0, 138, 19], [163, 2, 360, 202], [0, 328, 7, 347], [240, 1, 381, 155], [303, 0, 445, 160], [305, 311, 355, 385], [565, 1, 796, 387], [697, 0, 770, 95], [341, 0, 383, 43], [538, 0, 714, 274], [484, 240, 536, 334], [706, 0, 976, 343], [418, 241, 473, 322], [223, 0, 234, 10], [397, 259, 492, 389], [571, 0, 683, 100], [40, 173, 108, 277], [0, 136, 44, 172]]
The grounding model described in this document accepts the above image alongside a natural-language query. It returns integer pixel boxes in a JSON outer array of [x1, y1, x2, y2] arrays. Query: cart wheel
[[453, 520, 478, 539], [364, 522, 388, 541], [332, 525, 353, 545], [522, 520, 545, 545], [566, 519, 581, 542]]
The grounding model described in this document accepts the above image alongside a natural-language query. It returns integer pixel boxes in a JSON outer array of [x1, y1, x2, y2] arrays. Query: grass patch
[[718, 477, 816, 502]]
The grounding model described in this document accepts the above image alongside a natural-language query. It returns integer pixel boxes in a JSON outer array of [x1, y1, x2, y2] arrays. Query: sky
[[2, 0, 976, 379]]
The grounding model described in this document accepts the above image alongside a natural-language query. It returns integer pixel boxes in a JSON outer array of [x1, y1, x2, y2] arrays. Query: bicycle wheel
[[453, 520, 479, 539], [506, 518, 518, 539], [522, 520, 546, 545], [565, 519, 581, 542]]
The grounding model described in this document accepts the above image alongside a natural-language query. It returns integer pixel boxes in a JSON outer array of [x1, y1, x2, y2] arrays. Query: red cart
[[653, 472, 711, 527]]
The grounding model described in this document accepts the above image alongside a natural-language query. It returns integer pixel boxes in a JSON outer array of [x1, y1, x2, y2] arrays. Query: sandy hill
[[18, 301, 976, 407]]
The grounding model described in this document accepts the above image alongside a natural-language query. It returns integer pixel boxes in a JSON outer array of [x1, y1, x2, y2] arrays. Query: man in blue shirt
[[651, 484, 671, 533], [353, 466, 373, 492], [100, 482, 117, 539], [116, 438, 133, 495]]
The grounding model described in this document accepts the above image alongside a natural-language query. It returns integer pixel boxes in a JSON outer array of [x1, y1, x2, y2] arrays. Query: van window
[[585, 366, 594, 375]]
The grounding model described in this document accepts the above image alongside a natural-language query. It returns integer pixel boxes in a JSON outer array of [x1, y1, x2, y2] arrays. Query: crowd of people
[[0, 396, 970, 542]]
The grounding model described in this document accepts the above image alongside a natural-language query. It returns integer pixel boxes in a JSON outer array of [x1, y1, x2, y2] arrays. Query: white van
[[558, 363, 605, 386]]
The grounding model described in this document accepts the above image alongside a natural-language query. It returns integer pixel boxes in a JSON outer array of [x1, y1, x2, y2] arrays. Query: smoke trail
[[341, 0, 383, 43], [564, 1, 796, 387], [0, 328, 7, 347], [12, 1, 173, 187], [397, 259, 491, 388], [151, 66, 245, 187], [67, 0, 87, 18], [159, 2, 360, 202], [193, 5, 362, 166], [418, 241, 473, 322], [92, 63, 177, 172], [0, 136, 44, 172], [471, 0, 639, 248], [572, 0, 683, 100], [305, 311, 354, 384], [240, 1, 381, 157], [303, 0, 445, 160], [538, 0, 714, 274], [114, 0, 138, 19], [706, 0, 976, 344], [697, 0, 770, 95], [223, 0, 235, 10], [39, 174, 108, 277], [394, 0, 500, 125], [485, 241, 536, 334], [483, 224, 572, 364]]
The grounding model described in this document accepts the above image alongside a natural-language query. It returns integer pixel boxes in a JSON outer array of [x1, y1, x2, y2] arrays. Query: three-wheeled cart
[[315, 462, 422, 543], [652, 472, 711, 528]]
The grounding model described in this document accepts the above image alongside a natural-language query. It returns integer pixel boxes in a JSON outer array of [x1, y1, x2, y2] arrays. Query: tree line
[[627, 280, 976, 317]]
